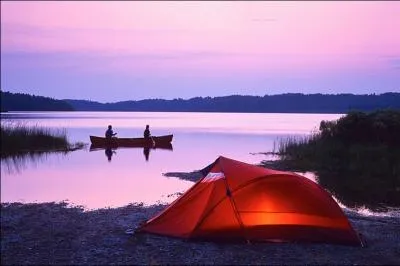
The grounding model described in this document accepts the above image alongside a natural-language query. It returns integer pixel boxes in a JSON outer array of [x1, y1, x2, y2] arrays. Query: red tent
[[138, 156, 362, 246]]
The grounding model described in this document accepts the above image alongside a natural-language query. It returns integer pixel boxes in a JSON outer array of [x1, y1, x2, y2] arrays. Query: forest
[[1, 90, 399, 113]]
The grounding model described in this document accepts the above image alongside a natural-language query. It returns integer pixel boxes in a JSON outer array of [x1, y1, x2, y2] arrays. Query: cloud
[[0, 50, 257, 77], [251, 18, 276, 22], [1, 50, 246, 64], [1, 22, 193, 35], [0, 22, 207, 54]]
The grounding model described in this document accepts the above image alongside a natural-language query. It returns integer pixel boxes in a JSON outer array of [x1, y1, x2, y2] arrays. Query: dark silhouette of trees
[[2, 90, 399, 113], [272, 109, 400, 210], [65, 93, 400, 113], [1, 91, 74, 111]]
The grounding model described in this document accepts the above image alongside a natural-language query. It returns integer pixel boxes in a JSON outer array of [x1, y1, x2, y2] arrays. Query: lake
[[2, 111, 391, 215]]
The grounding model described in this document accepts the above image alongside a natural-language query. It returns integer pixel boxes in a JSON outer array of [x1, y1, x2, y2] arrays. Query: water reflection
[[143, 147, 150, 161], [89, 143, 173, 162], [105, 148, 116, 162], [143, 144, 173, 162], [1, 152, 71, 175], [1, 147, 191, 209], [316, 168, 400, 212], [1, 111, 344, 136], [264, 154, 400, 212]]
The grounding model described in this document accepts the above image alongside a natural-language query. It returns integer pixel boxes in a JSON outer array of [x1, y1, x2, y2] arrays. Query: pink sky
[[1, 1, 399, 101]]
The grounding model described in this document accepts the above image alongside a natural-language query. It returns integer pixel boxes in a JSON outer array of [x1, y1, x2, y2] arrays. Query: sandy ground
[[1, 200, 400, 265]]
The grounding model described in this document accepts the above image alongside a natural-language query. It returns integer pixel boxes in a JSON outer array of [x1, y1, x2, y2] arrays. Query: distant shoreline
[[2, 91, 399, 113], [1, 110, 347, 114]]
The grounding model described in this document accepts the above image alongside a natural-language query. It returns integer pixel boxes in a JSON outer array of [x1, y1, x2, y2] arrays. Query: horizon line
[[2, 90, 399, 104]]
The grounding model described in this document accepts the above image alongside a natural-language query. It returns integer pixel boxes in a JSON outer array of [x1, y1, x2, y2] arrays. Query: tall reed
[[1, 121, 70, 157], [266, 110, 400, 209]]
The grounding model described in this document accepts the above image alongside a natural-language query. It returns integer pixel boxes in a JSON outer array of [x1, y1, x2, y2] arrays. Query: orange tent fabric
[[138, 156, 362, 246]]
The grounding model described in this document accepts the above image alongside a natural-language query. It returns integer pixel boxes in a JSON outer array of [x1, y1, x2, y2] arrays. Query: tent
[[138, 156, 362, 246]]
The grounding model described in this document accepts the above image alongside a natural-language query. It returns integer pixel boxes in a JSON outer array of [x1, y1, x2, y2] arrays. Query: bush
[[269, 110, 400, 210]]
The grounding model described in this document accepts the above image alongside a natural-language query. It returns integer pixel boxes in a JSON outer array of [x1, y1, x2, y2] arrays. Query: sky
[[1, 1, 399, 102]]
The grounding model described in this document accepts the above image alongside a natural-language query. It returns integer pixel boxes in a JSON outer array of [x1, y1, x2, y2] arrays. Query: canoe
[[89, 142, 173, 151], [89, 134, 173, 148]]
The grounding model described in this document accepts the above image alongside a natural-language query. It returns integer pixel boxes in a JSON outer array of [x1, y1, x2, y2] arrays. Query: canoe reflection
[[105, 148, 116, 162], [89, 143, 173, 162]]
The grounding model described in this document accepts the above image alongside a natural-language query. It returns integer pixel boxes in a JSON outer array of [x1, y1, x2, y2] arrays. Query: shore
[[1, 200, 399, 265]]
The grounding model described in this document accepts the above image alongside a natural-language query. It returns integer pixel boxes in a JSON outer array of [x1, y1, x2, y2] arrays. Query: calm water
[[1, 111, 387, 214]]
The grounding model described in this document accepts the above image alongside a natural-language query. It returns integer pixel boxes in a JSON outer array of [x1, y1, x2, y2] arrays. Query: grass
[[1, 121, 84, 158], [263, 110, 400, 211]]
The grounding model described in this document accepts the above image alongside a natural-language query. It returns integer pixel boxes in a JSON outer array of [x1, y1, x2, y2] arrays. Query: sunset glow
[[1, 1, 399, 101]]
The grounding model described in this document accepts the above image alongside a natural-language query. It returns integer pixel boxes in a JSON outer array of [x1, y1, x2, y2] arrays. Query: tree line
[[1, 91, 74, 111], [1, 90, 399, 113], [65, 93, 399, 113]]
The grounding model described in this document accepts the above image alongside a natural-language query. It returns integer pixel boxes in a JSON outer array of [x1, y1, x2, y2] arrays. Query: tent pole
[[221, 163, 250, 244]]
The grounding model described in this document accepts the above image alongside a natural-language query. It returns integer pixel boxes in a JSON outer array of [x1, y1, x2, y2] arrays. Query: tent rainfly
[[138, 156, 363, 246]]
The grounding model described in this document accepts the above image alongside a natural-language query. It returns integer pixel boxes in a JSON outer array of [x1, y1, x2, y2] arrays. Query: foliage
[[1, 91, 74, 111], [269, 110, 400, 210], [1, 121, 74, 157], [65, 92, 400, 113], [3, 89, 399, 113]]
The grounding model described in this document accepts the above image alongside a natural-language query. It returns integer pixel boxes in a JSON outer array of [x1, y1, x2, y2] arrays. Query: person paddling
[[143, 125, 151, 139], [144, 125, 155, 146], [105, 125, 117, 139]]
